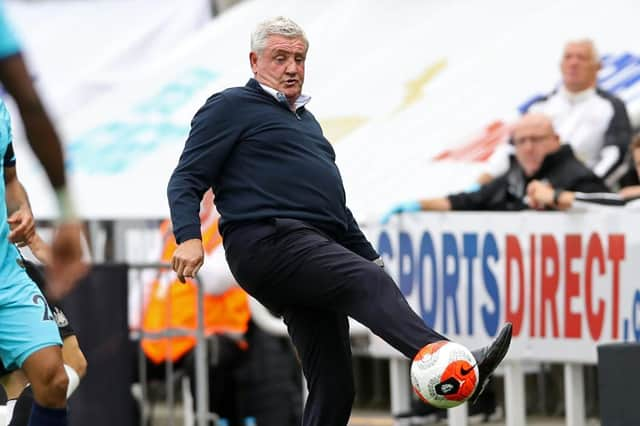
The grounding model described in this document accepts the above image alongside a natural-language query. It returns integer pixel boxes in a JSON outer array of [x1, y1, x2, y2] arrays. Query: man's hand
[[172, 238, 204, 283], [619, 185, 640, 199], [526, 180, 554, 209], [7, 205, 35, 246], [27, 232, 52, 265], [46, 222, 89, 301]]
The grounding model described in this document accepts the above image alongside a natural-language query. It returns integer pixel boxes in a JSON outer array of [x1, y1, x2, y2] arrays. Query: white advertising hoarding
[[367, 211, 640, 364]]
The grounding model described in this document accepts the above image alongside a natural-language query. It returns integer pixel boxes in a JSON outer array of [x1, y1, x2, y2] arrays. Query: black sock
[[0, 384, 8, 405], [9, 385, 33, 426], [26, 398, 67, 426]]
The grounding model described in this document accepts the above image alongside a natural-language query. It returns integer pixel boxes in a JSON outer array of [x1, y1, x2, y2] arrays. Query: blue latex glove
[[380, 200, 422, 225], [465, 182, 481, 193]]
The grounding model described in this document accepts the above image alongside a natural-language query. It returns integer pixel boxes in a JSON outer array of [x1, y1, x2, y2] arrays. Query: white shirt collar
[[559, 85, 596, 104], [259, 82, 311, 111]]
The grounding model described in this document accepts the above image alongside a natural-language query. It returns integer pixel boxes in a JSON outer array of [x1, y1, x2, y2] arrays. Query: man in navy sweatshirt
[[167, 16, 512, 426]]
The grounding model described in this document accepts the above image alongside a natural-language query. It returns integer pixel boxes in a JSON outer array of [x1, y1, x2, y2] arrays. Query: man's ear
[[249, 52, 258, 75]]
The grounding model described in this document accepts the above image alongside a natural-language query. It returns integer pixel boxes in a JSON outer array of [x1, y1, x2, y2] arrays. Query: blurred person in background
[[0, 231, 87, 426], [0, 0, 86, 301], [1, 97, 71, 426], [167, 16, 512, 426], [480, 39, 632, 189], [382, 112, 611, 421], [382, 113, 609, 219], [527, 133, 640, 210], [142, 192, 301, 426]]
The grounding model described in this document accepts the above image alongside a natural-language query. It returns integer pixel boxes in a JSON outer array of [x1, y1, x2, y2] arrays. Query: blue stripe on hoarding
[[463, 233, 478, 335], [442, 233, 460, 335], [67, 67, 218, 175], [419, 232, 438, 328], [482, 233, 500, 337]]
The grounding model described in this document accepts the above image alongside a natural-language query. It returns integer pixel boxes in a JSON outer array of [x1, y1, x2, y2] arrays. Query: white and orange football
[[410, 340, 479, 409]]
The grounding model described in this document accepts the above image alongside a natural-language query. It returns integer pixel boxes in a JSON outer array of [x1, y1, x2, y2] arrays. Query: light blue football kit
[[0, 8, 61, 369], [0, 0, 20, 59]]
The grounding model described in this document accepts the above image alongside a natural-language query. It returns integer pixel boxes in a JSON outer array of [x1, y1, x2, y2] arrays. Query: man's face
[[512, 117, 561, 177], [633, 147, 640, 178], [560, 42, 600, 92], [250, 35, 307, 104]]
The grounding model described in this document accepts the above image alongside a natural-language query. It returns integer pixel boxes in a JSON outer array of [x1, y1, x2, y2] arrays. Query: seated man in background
[[382, 112, 609, 221], [527, 134, 640, 210], [480, 39, 632, 189], [382, 111, 610, 420]]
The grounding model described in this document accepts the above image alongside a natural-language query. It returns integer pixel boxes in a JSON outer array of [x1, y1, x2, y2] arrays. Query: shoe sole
[[470, 323, 513, 404]]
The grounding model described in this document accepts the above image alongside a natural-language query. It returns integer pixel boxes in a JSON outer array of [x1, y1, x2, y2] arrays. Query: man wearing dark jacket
[[381, 111, 608, 421], [167, 16, 512, 426], [382, 112, 609, 219], [480, 39, 632, 189], [527, 134, 640, 210]]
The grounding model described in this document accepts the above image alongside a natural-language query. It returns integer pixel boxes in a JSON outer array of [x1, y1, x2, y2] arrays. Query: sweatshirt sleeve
[[567, 173, 610, 194], [340, 207, 379, 261], [593, 94, 632, 179], [573, 192, 626, 206], [447, 176, 507, 210], [167, 93, 239, 243]]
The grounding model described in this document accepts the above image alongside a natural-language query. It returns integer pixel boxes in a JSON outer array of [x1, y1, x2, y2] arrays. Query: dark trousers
[[223, 218, 446, 426]]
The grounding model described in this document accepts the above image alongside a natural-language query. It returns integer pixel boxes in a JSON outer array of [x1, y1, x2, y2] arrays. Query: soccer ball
[[410, 341, 479, 409]]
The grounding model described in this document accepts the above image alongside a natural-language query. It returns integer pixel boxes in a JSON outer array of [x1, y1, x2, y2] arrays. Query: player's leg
[[25, 261, 87, 397], [0, 382, 7, 405], [60, 336, 86, 396], [8, 383, 33, 426], [283, 307, 354, 426], [1, 369, 28, 398], [21, 346, 68, 425], [0, 383, 6, 418], [3, 298, 86, 426], [0, 278, 68, 426], [1, 368, 29, 422], [6, 335, 86, 426]]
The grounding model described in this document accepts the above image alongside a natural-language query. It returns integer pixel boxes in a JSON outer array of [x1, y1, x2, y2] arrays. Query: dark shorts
[[0, 260, 75, 376]]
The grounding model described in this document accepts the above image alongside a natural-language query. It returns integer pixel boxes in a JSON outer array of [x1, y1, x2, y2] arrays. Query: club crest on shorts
[[53, 307, 69, 328]]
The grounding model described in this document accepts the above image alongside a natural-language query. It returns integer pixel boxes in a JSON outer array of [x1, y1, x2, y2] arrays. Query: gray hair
[[564, 38, 600, 63], [251, 16, 309, 55]]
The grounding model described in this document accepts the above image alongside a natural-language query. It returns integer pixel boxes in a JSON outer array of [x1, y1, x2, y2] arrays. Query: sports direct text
[[372, 212, 640, 362]]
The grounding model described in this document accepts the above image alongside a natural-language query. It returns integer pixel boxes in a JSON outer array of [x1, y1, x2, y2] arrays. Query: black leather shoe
[[469, 322, 512, 404]]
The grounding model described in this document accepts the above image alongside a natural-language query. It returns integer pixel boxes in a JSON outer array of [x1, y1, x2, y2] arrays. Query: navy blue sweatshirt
[[167, 79, 378, 260]]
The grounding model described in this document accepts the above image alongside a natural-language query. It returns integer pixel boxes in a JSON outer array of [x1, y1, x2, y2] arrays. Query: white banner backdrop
[[4, 0, 211, 116], [2, 0, 212, 219], [366, 211, 640, 364], [3, 0, 639, 220]]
